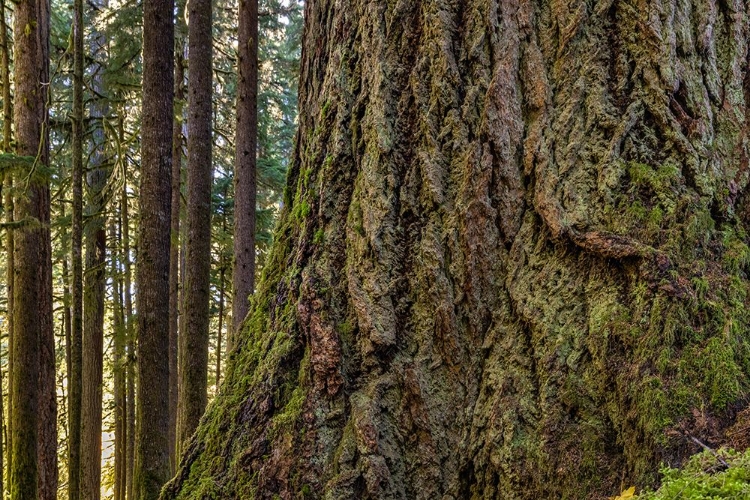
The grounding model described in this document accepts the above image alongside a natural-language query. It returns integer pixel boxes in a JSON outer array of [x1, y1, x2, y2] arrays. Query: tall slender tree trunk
[[2, 185, 9, 500], [216, 265, 225, 388], [112, 220, 127, 500], [135, 0, 174, 496], [0, 362, 3, 499], [35, 0, 56, 495], [0, 0, 9, 151], [216, 192, 228, 388], [68, 0, 85, 495], [0, 297, 4, 498], [59, 195, 72, 462], [80, 8, 108, 495], [80, 173, 106, 500], [177, 0, 212, 455], [0, 364, 3, 499], [121, 182, 136, 500], [168, 9, 185, 470], [178, 237, 185, 352], [0, 0, 13, 490], [10, 0, 48, 496], [231, 0, 258, 338], [61, 229, 73, 492]]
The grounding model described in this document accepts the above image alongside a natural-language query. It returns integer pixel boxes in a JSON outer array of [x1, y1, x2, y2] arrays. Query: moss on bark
[[164, 1, 750, 498]]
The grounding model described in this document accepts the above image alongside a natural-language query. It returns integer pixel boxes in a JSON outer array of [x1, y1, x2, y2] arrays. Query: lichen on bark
[[163, 1, 750, 498]]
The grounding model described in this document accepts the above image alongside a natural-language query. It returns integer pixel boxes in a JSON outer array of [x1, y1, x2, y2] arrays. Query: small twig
[[685, 433, 730, 469]]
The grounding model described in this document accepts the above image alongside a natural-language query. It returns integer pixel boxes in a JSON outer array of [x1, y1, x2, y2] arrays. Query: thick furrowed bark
[[165, 1, 750, 499]]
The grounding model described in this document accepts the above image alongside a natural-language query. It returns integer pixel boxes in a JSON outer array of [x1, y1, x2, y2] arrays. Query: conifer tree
[[134, 0, 174, 496], [232, 0, 258, 337]]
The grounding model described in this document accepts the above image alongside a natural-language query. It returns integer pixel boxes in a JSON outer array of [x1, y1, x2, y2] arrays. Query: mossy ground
[[617, 449, 750, 499]]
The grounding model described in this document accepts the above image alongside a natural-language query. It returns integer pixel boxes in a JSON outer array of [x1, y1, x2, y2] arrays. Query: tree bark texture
[[177, 0, 212, 457], [168, 10, 185, 474], [135, 0, 174, 496], [112, 220, 127, 500], [11, 0, 48, 497], [232, 0, 258, 337], [1, 0, 13, 484], [80, 171, 106, 500], [35, 0, 57, 495], [216, 264, 226, 387], [167, 1, 750, 498], [81, 13, 109, 497], [68, 0, 85, 494], [2, 166, 10, 492], [122, 183, 136, 500], [0, 0, 10, 152]]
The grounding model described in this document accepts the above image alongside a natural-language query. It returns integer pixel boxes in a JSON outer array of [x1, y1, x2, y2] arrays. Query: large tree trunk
[[135, 0, 174, 496], [10, 0, 49, 497], [165, 1, 750, 499], [177, 0, 212, 457]]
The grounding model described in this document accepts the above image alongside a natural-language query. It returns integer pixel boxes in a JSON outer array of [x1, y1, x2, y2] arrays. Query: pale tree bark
[[164, 1, 750, 499], [135, 0, 174, 496], [231, 0, 258, 339]]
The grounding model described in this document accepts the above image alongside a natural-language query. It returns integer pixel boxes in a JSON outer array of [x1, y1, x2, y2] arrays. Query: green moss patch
[[633, 449, 750, 499]]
